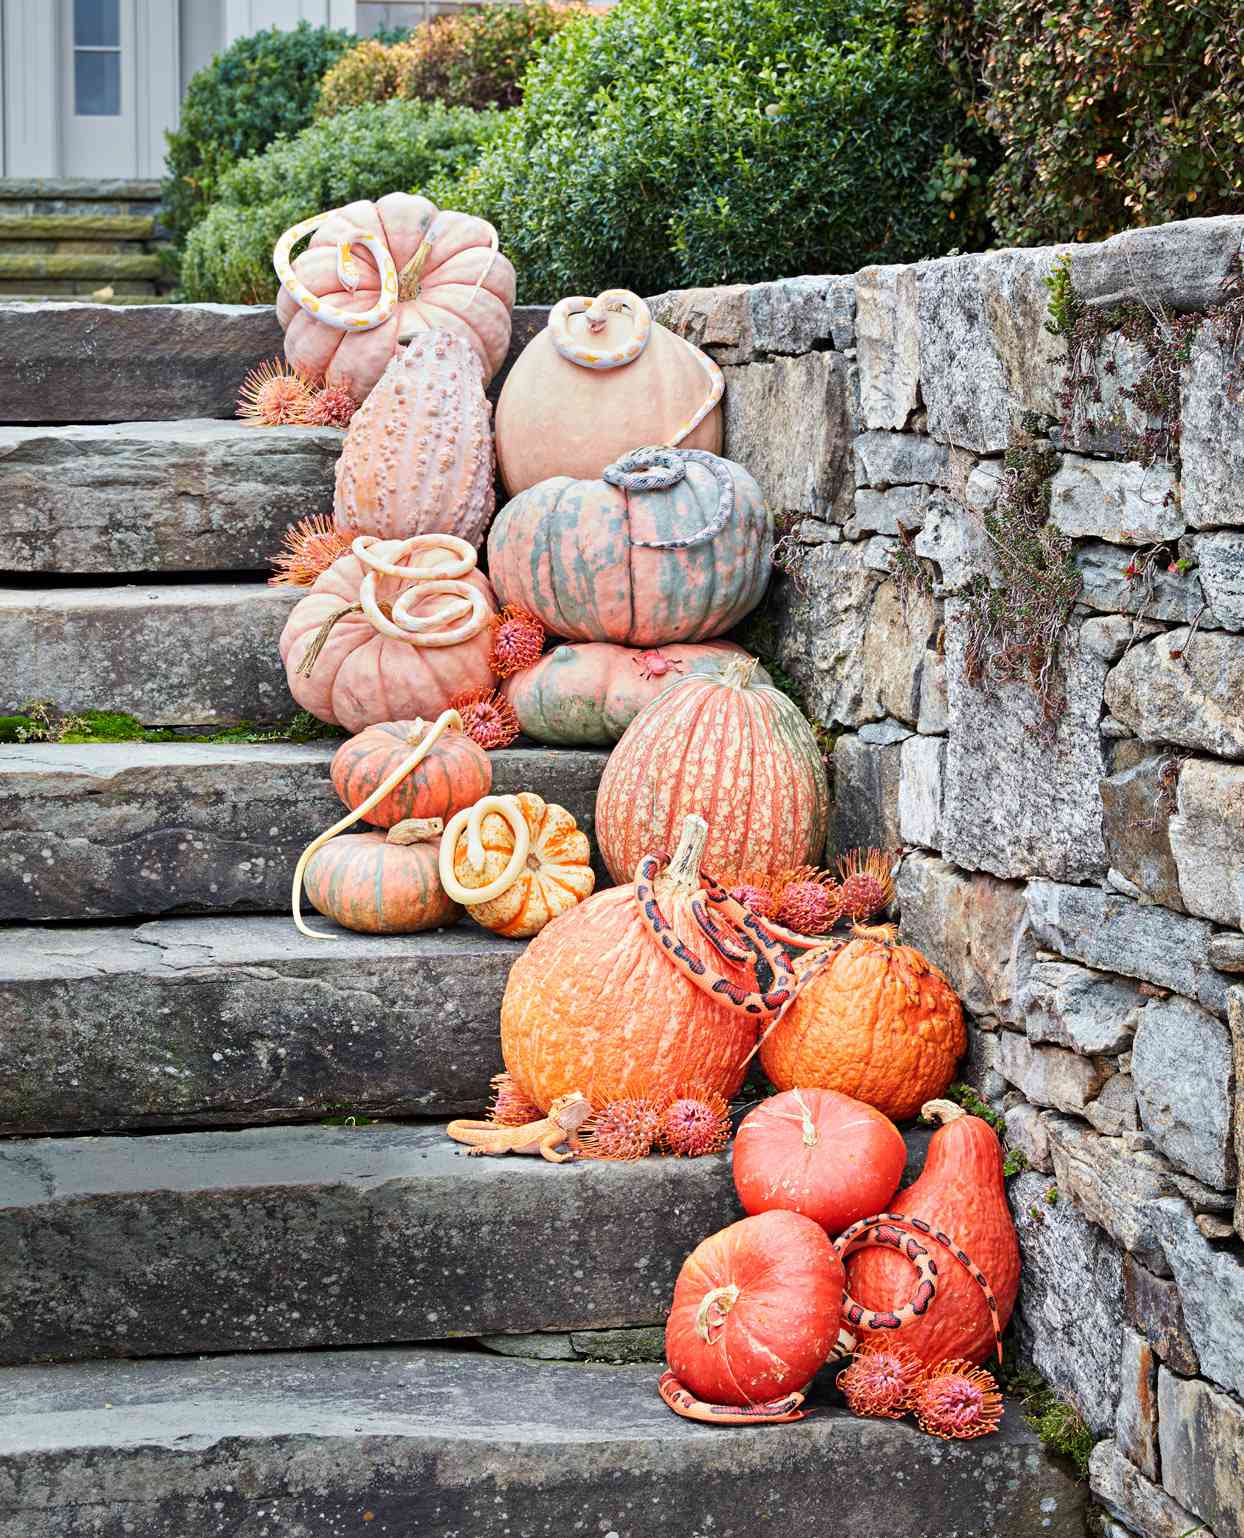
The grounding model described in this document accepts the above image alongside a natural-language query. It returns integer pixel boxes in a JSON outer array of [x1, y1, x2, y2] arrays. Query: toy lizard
[[446, 1090, 593, 1164]]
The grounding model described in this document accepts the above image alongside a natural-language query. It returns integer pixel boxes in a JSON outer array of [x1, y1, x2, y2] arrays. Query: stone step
[[0, 419, 342, 575], [0, 1122, 737, 1365], [0, 213, 157, 241], [0, 1346, 1087, 1538], [0, 177, 162, 218], [0, 917, 526, 1135], [0, 251, 163, 282], [0, 581, 297, 725], [0, 741, 607, 922], [0, 301, 548, 423], [0, 279, 159, 297]]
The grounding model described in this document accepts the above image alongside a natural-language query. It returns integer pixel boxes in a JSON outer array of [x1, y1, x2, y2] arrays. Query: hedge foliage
[[436, 0, 987, 300], [180, 100, 502, 304], [161, 22, 351, 249], [911, 0, 1244, 244]]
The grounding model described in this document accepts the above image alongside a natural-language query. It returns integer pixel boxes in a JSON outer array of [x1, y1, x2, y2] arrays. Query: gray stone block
[[852, 429, 951, 489], [1018, 960, 1145, 1056], [0, 419, 341, 574], [0, 916, 529, 1134], [1184, 321, 1244, 530], [569, 1325, 665, 1362], [1123, 1254, 1200, 1376], [1076, 539, 1209, 626], [1232, 987, 1244, 1242], [0, 1347, 1089, 1538], [1100, 754, 1186, 911], [1044, 1115, 1178, 1274], [1157, 1367, 1244, 1538], [0, 741, 609, 922], [856, 264, 920, 431], [1105, 626, 1244, 760], [846, 483, 929, 539], [1050, 454, 1181, 544], [997, 1034, 1111, 1114], [1004, 1102, 1052, 1173], [1115, 1325, 1160, 1482], [1149, 1198, 1244, 1398], [1192, 529, 1244, 628], [898, 733, 943, 850], [1133, 994, 1237, 1189], [1089, 1438, 1203, 1538], [1072, 216, 1244, 312], [0, 1122, 741, 1364], [0, 581, 299, 725], [828, 732, 902, 857], [746, 274, 856, 355]]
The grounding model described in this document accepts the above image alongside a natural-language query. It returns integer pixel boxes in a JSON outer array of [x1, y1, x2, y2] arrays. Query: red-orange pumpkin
[[665, 1211, 844, 1405], [759, 928, 966, 1123], [732, 1089, 907, 1235], [595, 656, 830, 884], [846, 1099, 1021, 1366], [330, 718, 491, 830], [302, 820, 462, 934]]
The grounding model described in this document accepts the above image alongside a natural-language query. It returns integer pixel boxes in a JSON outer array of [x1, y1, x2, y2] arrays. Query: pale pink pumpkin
[[333, 333, 495, 547], [279, 540, 498, 733], [276, 193, 516, 403]]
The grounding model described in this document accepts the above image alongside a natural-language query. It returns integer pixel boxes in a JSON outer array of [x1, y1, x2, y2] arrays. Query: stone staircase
[[0, 179, 173, 303], [0, 303, 1088, 1538]]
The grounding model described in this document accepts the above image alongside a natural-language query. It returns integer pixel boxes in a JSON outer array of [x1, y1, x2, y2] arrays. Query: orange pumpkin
[[847, 1100, 1021, 1366], [276, 193, 516, 401], [499, 815, 789, 1111], [302, 819, 461, 934], [502, 641, 768, 747], [330, 717, 491, 830], [439, 791, 595, 939], [595, 656, 829, 885], [665, 1211, 844, 1405], [759, 928, 966, 1123], [732, 1089, 907, 1236]]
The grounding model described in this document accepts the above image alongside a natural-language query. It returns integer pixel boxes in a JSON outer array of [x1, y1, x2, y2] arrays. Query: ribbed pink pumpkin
[[276, 193, 516, 402], [595, 656, 830, 884], [333, 333, 494, 547], [279, 541, 497, 732]]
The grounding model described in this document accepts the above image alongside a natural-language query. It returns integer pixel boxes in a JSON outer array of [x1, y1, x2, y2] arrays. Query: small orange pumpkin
[[438, 792, 595, 939], [759, 927, 966, 1122], [331, 717, 491, 829], [303, 818, 461, 934]]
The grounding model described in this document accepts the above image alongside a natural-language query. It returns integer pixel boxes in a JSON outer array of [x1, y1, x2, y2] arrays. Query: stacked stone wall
[[652, 216, 1244, 1538]]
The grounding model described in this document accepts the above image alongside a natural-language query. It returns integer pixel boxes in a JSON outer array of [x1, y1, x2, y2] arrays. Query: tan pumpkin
[[276, 193, 516, 401], [439, 792, 594, 939], [595, 655, 829, 884], [333, 333, 495, 547], [494, 289, 723, 496], [303, 818, 461, 934]]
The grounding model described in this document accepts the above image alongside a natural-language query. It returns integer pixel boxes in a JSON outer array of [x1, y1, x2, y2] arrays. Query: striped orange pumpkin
[[594, 657, 830, 884], [302, 820, 462, 934], [330, 718, 491, 830]]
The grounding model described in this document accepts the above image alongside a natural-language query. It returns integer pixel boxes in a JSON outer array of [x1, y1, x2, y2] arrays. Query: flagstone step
[[0, 1346, 1088, 1538], [0, 742, 608, 922], [0, 1121, 738, 1365], [0, 419, 342, 575]]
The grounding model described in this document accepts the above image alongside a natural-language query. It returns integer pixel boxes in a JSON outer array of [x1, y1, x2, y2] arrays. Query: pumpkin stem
[[386, 817, 443, 846], [852, 921, 899, 944], [921, 1098, 966, 1125], [652, 814, 709, 901], [397, 236, 433, 303], [719, 654, 761, 690], [791, 1088, 819, 1148], [694, 1283, 740, 1344], [296, 602, 362, 677]]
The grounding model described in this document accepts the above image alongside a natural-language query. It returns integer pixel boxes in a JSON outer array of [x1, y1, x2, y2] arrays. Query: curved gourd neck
[[653, 815, 708, 902]]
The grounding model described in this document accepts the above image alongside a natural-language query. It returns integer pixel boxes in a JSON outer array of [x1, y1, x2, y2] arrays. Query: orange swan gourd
[[275, 193, 516, 401], [494, 288, 722, 496], [499, 815, 789, 1112], [439, 791, 594, 939], [846, 1099, 1021, 1366], [502, 641, 769, 747], [665, 1211, 845, 1405], [330, 717, 491, 829], [732, 1088, 908, 1236], [594, 656, 830, 885], [278, 533, 497, 733], [302, 818, 461, 935], [487, 449, 771, 646], [333, 333, 495, 547], [759, 927, 966, 1122]]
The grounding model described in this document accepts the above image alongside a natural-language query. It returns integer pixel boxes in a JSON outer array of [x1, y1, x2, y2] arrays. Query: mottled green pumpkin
[[303, 823, 462, 934]]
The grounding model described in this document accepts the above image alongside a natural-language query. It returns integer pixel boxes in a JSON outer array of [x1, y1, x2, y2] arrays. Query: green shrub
[[162, 22, 351, 250], [911, 0, 1244, 245], [180, 99, 502, 304], [437, 0, 987, 300]]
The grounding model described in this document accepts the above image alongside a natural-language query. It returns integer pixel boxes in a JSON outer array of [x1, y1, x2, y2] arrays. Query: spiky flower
[[576, 1098, 662, 1160], [774, 869, 842, 935], [836, 848, 896, 923], [269, 514, 354, 587], [727, 871, 778, 920], [449, 688, 520, 750], [489, 605, 545, 678], [911, 1360, 1004, 1440], [237, 357, 314, 426], [305, 385, 358, 428], [836, 1343, 925, 1420], [486, 1071, 543, 1128], [659, 1087, 731, 1157]]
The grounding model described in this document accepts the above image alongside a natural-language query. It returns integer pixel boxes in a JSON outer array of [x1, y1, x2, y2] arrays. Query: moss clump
[[945, 1081, 1006, 1135], [1022, 1386, 1094, 1477], [0, 715, 35, 743]]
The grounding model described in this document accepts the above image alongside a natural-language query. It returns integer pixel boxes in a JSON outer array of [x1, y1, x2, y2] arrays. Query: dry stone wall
[[652, 215, 1244, 1538]]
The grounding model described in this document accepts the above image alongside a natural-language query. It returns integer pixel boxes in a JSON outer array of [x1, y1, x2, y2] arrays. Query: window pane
[[75, 50, 121, 116], [74, 0, 120, 48]]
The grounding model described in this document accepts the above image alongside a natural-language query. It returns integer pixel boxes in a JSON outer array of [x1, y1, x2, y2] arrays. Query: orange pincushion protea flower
[[450, 688, 521, 750], [486, 1071, 543, 1128], [836, 848, 896, 923], [305, 385, 358, 428], [774, 867, 842, 935], [576, 1097, 662, 1160], [237, 356, 315, 426], [269, 514, 355, 587], [659, 1086, 732, 1157], [489, 605, 546, 678], [836, 1343, 925, 1420], [911, 1360, 1004, 1439]]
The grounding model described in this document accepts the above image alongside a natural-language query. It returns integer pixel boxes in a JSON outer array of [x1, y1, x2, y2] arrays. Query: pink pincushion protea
[[269, 514, 355, 588], [911, 1360, 1004, 1440], [450, 688, 521, 750], [487, 1071, 543, 1128], [836, 1344, 925, 1420], [727, 873, 778, 921], [775, 875, 842, 935], [305, 385, 358, 428], [576, 1098, 662, 1160], [237, 357, 314, 426], [659, 1087, 731, 1157], [837, 848, 896, 923], [489, 605, 545, 679]]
